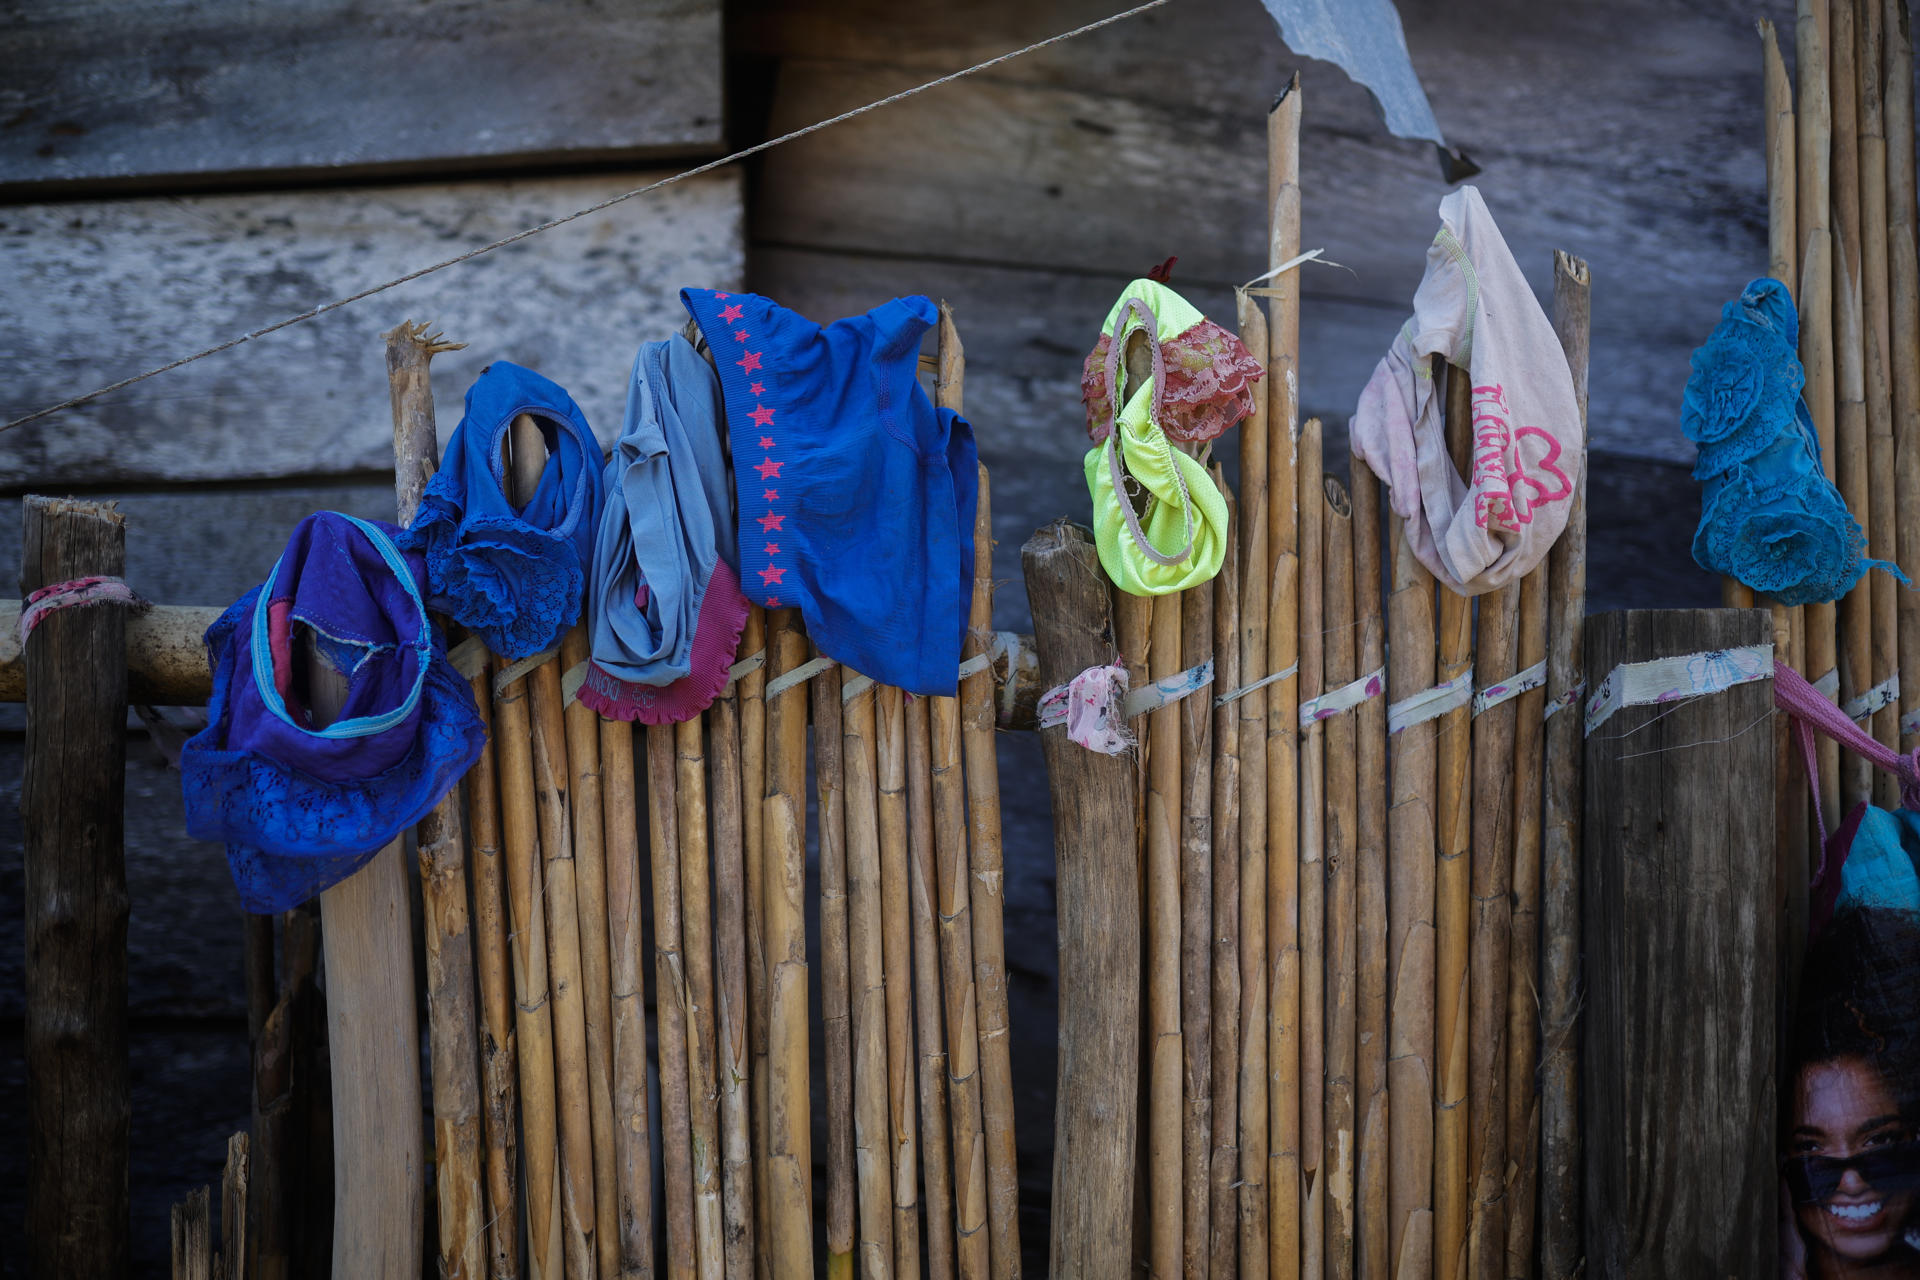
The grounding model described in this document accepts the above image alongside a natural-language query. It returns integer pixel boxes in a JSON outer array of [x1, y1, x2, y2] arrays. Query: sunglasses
[[1784, 1140, 1920, 1204]]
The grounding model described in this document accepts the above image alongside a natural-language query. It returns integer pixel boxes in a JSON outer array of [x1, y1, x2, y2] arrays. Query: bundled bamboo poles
[[1233, 291, 1273, 1280], [1295, 417, 1326, 1280], [1801, 0, 1844, 828], [604, 710, 656, 1278], [904, 688, 959, 1280], [1210, 478, 1244, 1280], [560, 623, 621, 1280], [764, 608, 814, 1278], [650, 721, 699, 1280], [1504, 560, 1548, 1277], [680, 711, 727, 1278], [1889, 0, 1920, 764], [1320, 476, 1357, 1280], [1267, 74, 1306, 1280], [940, 334, 1022, 1280], [1385, 504, 1436, 1280], [1433, 369, 1475, 1280], [707, 673, 757, 1280], [385, 321, 486, 1280], [1351, 462, 1388, 1280], [495, 418, 564, 1280], [1539, 251, 1591, 1280], [1181, 568, 1216, 1280], [842, 669, 896, 1277], [876, 680, 928, 1278], [818, 651, 857, 1280], [1835, 0, 1876, 810], [1858, 0, 1899, 786]]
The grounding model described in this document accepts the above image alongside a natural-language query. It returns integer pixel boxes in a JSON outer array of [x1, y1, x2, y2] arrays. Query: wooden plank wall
[[735, 0, 1792, 626], [0, 7, 732, 1270], [1, 0, 723, 193]]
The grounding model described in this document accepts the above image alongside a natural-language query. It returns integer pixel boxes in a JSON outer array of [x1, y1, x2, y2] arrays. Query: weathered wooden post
[[1582, 608, 1776, 1277], [1023, 519, 1140, 1278], [22, 495, 132, 1280]]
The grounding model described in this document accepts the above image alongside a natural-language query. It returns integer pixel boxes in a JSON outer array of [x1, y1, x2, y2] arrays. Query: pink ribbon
[[1036, 661, 1135, 755], [18, 575, 144, 644], [1774, 662, 1920, 864]]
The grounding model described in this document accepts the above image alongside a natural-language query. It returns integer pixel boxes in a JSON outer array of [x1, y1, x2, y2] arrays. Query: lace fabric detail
[[1082, 318, 1265, 444], [181, 588, 487, 914], [403, 501, 583, 662], [1685, 278, 1904, 606]]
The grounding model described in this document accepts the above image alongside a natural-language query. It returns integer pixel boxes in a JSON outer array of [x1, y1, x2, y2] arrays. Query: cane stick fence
[[13, 55, 1866, 1279]]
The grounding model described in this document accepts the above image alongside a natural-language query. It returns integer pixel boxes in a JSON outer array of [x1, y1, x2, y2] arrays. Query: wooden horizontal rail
[[0, 601, 1048, 726]]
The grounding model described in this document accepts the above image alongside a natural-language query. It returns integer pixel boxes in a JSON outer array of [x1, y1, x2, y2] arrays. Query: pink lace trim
[[1082, 317, 1266, 444]]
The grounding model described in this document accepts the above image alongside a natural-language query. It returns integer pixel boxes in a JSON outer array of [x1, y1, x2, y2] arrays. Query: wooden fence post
[[1581, 608, 1776, 1277], [22, 495, 131, 1280], [1023, 520, 1140, 1279]]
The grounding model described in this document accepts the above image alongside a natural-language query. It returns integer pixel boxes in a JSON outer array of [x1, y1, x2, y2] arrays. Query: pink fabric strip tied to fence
[[1776, 661, 1920, 849], [1349, 185, 1584, 595]]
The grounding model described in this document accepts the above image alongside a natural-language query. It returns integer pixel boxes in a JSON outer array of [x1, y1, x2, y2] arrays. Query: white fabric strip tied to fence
[[1843, 673, 1900, 723], [1582, 642, 1774, 737], [1298, 665, 1387, 728], [1472, 658, 1548, 717]]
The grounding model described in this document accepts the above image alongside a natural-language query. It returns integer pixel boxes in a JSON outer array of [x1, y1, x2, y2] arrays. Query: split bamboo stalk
[[1147, 586, 1187, 1280], [650, 721, 699, 1280], [500, 420, 562, 1280], [1834, 0, 1876, 810], [1887, 0, 1920, 765], [958, 495, 1021, 1280], [906, 690, 959, 1280], [708, 674, 757, 1279], [1267, 77, 1305, 1280], [1539, 253, 1591, 1280], [223, 1131, 250, 1279], [1433, 367, 1475, 1280], [1322, 477, 1358, 1280], [1116, 583, 1153, 1278], [740, 605, 773, 1280], [877, 682, 928, 1279], [942, 308, 1021, 1280], [1385, 507, 1437, 1280], [1465, 556, 1520, 1280], [1297, 416, 1327, 1280], [174, 1184, 212, 1280], [466, 651, 522, 1280], [560, 624, 621, 1280], [1351, 461, 1389, 1280], [1767, 19, 1799, 293], [1210, 477, 1244, 1280], [1181, 571, 1215, 1280], [529, 644, 597, 1279], [603, 710, 655, 1278], [764, 609, 815, 1280], [1859, 0, 1900, 787], [931, 690, 991, 1280], [819, 650, 857, 1280], [678, 714, 727, 1280], [1234, 290, 1274, 1280], [1802, 0, 1844, 834], [385, 321, 484, 1280], [843, 669, 898, 1278], [1504, 560, 1548, 1280]]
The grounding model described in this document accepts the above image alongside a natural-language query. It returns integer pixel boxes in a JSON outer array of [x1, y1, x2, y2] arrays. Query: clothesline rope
[[0, 0, 1175, 437]]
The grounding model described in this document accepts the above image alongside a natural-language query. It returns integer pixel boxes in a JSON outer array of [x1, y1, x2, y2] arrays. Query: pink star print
[[737, 352, 762, 373], [758, 512, 785, 532], [718, 303, 744, 323], [713, 292, 732, 301], [764, 543, 781, 558], [759, 565, 786, 586], [749, 404, 775, 428], [750, 381, 765, 395], [765, 596, 781, 608], [755, 457, 783, 480], [763, 489, 779, 503], [758, 436, 774, 449], [734, 329, 750, 343]]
